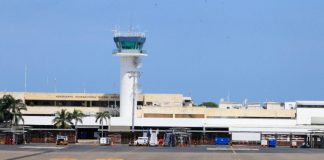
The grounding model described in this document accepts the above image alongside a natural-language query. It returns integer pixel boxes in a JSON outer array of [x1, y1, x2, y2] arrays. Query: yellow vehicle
[[56, 135, 68, 145]]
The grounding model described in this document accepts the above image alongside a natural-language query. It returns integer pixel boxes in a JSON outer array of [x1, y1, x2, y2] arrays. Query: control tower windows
[[113, 37, 146, 51], [121, 41, 137, 49]]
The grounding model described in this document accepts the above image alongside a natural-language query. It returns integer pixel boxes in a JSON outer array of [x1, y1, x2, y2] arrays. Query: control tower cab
[[113, 32, 146, 56], [113, 30, 147, 126]]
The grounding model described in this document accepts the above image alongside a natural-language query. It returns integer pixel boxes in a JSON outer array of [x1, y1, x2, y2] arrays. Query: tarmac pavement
[[0, 144, 324, 160]]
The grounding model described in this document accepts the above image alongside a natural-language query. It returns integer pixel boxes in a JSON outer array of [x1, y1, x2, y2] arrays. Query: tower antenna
[[54, 77, 57, 93], [83, 82, 86, 94], [24, 65, 27, 92]]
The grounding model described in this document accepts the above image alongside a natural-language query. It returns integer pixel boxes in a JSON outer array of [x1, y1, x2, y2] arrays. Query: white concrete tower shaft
[[119, 56, 138, 120]]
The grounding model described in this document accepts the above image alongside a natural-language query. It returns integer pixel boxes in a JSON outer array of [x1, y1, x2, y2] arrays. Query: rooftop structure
[[264, 102, 285, 110]]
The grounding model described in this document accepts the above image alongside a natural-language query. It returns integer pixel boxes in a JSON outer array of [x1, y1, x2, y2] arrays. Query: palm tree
[[0, 95, 27, 144], [0, 95, 27, 126], [0, 97, 10, 125], [95, 111, 111, 137], [70, 109, 85, 143], [53, 109, 73, 129]]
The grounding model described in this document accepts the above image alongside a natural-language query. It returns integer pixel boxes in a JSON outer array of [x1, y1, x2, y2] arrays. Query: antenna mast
[[24, 65, 27, 92], [54, 77, 57, 93]]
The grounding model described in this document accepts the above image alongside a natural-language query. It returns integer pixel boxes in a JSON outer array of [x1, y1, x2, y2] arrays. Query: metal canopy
[[28, 128, 75, 131]]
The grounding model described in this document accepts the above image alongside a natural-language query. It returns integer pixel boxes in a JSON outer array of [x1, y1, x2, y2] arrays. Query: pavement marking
[[96, 158, 124, 160], [129, 146, 144, 152], [230, 146, 241, 160], [20, 146, 66, 149], [206, 147, 259, 151], [231, 148, 259, 151], [49, 158, 78, 160], [206, 148, 231, 151]]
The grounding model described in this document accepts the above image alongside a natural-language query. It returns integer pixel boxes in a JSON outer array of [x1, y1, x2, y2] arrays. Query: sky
[[0, 0, 324, 103]]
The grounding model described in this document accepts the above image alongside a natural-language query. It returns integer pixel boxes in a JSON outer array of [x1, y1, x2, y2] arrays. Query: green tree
[[0, 95, 27, 144], [0, 95, 27, 126], [0, 96, 10, 125], [95, 111, 111, 137], [53, 109, 73, 129], [199, 102, 219, 108], [70, 109, 85, 143]]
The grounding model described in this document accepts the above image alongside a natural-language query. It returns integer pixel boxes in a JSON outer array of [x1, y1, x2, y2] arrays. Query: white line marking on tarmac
[[20, 146, 66, 149], [96, 158, 124, 160], [49, 158, 77, 160], [231, 146, 240, 160], [207, 147, 259, 151]]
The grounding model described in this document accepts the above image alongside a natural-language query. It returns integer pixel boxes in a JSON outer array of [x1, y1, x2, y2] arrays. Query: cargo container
[[215, 137, 229, 145], [268, 139, 277, 147]]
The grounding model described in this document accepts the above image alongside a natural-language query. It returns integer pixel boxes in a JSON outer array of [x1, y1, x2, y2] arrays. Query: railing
[[112, 49, 147, 54], [113, 32, 145, 38]]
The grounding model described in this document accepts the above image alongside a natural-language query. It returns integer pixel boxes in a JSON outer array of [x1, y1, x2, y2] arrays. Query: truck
[[134, 137, 149, 146], [99, 137, 112, 145], [291, 141, 298, 148], [261, 139, 268, 147]]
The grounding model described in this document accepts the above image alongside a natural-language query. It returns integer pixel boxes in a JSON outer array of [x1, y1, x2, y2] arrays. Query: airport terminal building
[[1, 91, 324, 146]]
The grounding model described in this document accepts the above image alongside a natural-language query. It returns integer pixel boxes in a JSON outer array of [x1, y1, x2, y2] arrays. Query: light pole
[[202, 123, 206, 144], [128, 71, 140, 138], [22, 123, 25, 144]]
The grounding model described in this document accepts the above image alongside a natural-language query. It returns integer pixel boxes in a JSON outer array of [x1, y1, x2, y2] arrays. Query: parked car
[[56, 135, 68, 145], [300, 143, 310, 148]]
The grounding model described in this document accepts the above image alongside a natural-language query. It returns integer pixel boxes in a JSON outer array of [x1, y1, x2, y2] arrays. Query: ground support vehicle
[[134, 137, 149, 146], [56, 135, 68, 145], [261, 139, 268, 147]]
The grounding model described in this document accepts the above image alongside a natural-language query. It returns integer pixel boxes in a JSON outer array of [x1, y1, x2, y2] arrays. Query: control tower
[[113, 30, 147, 126]]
